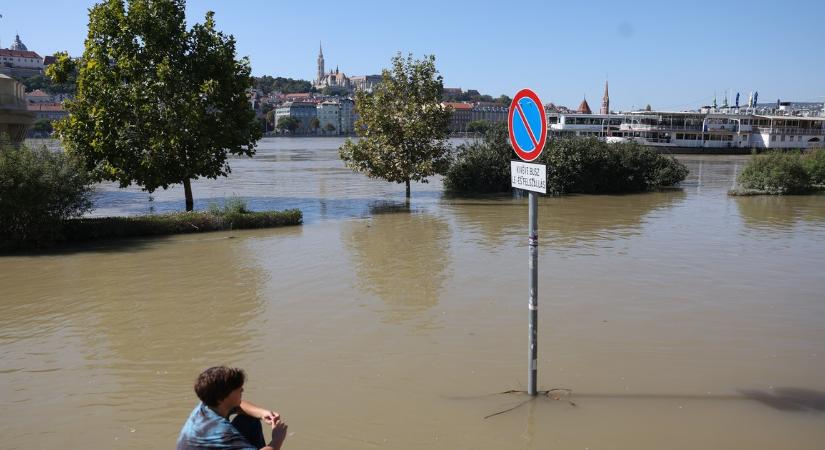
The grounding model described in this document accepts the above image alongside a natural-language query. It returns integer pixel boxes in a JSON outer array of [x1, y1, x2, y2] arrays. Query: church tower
[[316, 43, 325, 84], [600, 80, 609, 114]]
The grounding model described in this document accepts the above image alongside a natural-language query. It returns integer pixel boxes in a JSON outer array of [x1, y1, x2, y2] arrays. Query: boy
[[177, 366, 287, 450]]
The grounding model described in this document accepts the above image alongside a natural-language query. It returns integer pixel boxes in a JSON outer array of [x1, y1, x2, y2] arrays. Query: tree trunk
[[405, 179, 411, 200], [183, 177, 194, 212]]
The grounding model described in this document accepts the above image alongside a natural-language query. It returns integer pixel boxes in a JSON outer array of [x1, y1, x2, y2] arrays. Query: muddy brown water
[[2, 138, 824, 449]]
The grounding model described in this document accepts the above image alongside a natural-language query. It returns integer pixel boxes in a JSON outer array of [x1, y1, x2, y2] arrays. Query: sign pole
[[528, 191, 538, 396], [508, 88, 547, 398]]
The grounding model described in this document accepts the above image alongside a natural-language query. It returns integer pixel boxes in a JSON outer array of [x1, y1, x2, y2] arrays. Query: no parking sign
[[508, 89, 547, 162], [509, 89, 547, 194]]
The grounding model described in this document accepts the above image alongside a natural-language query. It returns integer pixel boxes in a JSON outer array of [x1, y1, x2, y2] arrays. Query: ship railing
[[752, 126, 825, 135], [619, 124, 703, 132]]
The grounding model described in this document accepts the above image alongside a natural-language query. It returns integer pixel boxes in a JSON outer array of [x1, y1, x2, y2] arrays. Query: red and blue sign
[[508, 89, 547, 162]]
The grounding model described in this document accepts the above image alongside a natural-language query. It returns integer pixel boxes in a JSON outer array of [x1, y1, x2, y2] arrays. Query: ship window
[[771, 135, 776, 141], [781, 136, 785, 142]]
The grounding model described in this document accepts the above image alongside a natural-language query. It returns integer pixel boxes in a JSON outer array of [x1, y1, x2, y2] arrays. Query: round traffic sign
[[508, 89, 547, 162]]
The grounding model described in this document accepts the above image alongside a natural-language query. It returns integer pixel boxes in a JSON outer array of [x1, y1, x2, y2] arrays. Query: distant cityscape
[[3, 34, 825, 146]]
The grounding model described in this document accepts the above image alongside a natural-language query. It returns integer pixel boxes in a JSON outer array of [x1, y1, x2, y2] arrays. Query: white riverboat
[[547, 105, 825, 153]]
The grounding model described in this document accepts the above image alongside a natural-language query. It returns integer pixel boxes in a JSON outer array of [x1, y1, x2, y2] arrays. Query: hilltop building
[[0, 34, 44, 77], [314, 43, 352, 91], [312, 43, 380, 93]]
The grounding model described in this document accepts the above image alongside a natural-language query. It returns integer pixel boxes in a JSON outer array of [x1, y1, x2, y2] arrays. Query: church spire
[[600, 80, 610, 114], [316, 42, 325, 85]]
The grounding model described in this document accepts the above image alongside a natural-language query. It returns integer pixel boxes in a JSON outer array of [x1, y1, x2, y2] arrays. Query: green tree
[[47, 0, 260, 211], [265, 109, 277, 127], [310, 117, 320, 134], [0, 141, 93, 248], [466, 119, 491, 133], [339, 53, 452, 199], [495, 95, 512, 106], [276, 116, 300, 133], [323, 123, 336, 134], [321, 85, 350, 97], [32, 119, 54, 135]]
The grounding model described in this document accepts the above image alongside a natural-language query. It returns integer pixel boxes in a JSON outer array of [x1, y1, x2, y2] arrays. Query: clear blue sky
[[2, 0, 823, 111]]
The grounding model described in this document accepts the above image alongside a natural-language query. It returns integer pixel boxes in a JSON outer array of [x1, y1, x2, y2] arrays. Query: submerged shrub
[[445, 132, 688, 195], [0, 142, 93, 248], [540, 138, 688, 194], [207, 196, 250, 216], [802, 149, 825, 185], [444, 123, 512, 193], [737, 151, 811, 194]]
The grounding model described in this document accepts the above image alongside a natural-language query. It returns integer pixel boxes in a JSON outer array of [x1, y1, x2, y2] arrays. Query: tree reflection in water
[[343, 203, 452, 325], [734, 195, 825, 231], [445, 190, 686, 251]]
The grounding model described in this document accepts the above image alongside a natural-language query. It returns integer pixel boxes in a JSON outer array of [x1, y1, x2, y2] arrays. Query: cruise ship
[[547, 103, 825, 154]]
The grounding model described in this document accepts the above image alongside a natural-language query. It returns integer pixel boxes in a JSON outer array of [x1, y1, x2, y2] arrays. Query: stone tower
[[316, 43, 325, 85], [600, 80, 609, 114]]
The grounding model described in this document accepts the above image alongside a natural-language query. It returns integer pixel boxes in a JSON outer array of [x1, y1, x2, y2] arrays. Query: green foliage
[[310, 117, 320, 130], [444, 123, 511, 193], [466, 120, 492, 133], [323, 123, 336, 132], [339, 53, 452, 198], [61, 209, 302, 241], [802, 149, 825, 185], [49, 0, 261, 211], [276, 116, 300, 132], [0, 142, 93, 249], [444, 134, 688, 195], [207, 196, 249, 215], [541, 138, 688, 194], [737, 151, 812, 194], [32, 120, 54, 134], [265, 110, 277, 126], [254, 75, 312, 94], [321, 85, 350, 97], [15, 56, 78, 94]]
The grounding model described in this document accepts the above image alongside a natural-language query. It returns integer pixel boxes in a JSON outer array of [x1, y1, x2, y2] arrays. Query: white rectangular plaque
[[511, 161, 546, 194]]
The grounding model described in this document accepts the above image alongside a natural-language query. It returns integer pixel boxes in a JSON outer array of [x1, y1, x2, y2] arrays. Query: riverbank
[[1, 209, 302, 252]]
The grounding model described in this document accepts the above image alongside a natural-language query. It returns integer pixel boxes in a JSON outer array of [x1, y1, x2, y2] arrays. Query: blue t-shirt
[[176, 402, 257, 450]]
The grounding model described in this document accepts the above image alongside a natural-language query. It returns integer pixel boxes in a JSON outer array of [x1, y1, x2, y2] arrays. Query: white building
[[317, 101, 340, 135], [274, 101, 317, 135], [340, 98, 355, 135], [0, 35, 44, 76]]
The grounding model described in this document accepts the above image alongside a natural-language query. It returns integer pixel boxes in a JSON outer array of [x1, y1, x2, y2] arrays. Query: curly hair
[[194, 366, 246, 407]]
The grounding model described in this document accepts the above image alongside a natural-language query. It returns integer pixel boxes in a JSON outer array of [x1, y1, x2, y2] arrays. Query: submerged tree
[[48, 0, 260, 211], [339, 53, 452, 199]]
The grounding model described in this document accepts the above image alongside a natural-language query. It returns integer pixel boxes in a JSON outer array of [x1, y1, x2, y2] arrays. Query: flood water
[[2, 138, 825, 449]]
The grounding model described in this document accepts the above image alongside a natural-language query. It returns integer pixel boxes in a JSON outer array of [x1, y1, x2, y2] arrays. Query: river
[[1, 138, 824, 449]]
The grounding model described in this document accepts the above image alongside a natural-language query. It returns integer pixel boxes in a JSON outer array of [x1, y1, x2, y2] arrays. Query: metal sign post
[[508, 89, 548, 396]]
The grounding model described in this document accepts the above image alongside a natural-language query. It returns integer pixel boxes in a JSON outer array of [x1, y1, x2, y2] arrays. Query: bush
[[737, 151, 811, 194], [541, 138, 688, 194], [61, 209, 302, 241], [207, 196, 250, 216], [0, 142, 93, 248], [802, 149, 825, 185], [444, 123, 512, 193], [444, 132, 689, 195]]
